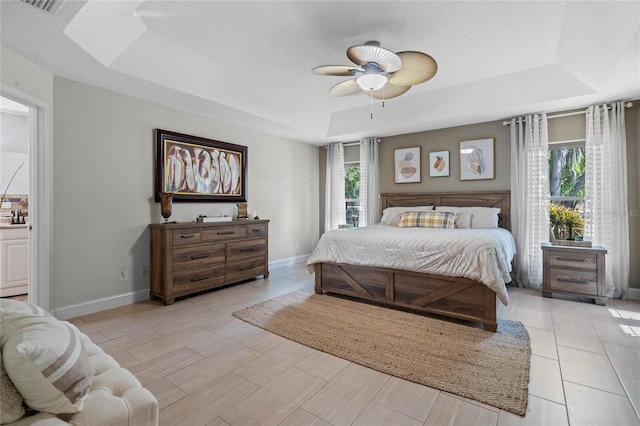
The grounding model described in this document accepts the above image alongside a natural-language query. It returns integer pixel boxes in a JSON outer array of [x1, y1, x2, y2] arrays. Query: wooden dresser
[[541, 243, 608, 305], [150, 220, 269, 305]]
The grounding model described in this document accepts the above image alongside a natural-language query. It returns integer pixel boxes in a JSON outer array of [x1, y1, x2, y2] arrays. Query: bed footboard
[[314, 263, 497, 332]]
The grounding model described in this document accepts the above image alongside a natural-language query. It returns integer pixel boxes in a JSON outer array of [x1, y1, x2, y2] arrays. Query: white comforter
[[306, 225, 516, 305]]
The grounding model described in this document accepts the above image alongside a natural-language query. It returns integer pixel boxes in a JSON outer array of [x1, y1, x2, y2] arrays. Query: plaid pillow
[[397, 211, 457, 229]]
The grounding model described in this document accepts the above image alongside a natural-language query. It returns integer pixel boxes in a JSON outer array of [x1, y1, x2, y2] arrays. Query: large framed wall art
[[155, 129, 247, 202], [459, 138, 495, 181]]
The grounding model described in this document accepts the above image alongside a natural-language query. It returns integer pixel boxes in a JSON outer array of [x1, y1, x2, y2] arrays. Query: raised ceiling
[[1, 1, 638, 145]]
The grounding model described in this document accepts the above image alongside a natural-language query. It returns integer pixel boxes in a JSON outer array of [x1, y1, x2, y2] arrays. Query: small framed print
[[429, 150, 449, 177], [394, 146, 421, 183], [459, 138, 495, 181]]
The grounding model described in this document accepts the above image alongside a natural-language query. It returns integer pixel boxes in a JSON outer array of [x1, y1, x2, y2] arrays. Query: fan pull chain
[[370, 90, 374, 119]]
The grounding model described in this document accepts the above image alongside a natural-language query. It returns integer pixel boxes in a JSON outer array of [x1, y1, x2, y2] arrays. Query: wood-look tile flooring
[[68, 264, 640, 426]]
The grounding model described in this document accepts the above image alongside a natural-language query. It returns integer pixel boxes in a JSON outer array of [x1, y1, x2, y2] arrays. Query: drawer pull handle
[[557, 278, 590, 285], [251, 228, 261, 232], [239, 267, 250, 271], [181, 234, 195, 239], [190, 276, 210, 282], [240, 247, 256, 252], [556, 257, 589, 263], [217, 231, 235, 235], [190, 254, 209, 260]]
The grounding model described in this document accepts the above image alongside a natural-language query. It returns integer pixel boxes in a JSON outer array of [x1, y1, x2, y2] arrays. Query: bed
[[308, 191, 514, 332]]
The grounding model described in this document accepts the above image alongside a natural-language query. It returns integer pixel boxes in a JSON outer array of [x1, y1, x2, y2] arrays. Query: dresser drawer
[[173, 228, 203, 246], [549, 268, 598, 295], [202, 226, 247, 242], [226, 256, 266, 283], [172, 264, 226, 293], [173, 244, 225, 269], [246, 223, 267, 238], [548, 250, 597, 271], [227, 239, 266, 259]]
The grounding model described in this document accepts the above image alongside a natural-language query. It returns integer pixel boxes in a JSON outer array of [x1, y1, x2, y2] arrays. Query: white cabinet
[[0, 226, 28, 297]]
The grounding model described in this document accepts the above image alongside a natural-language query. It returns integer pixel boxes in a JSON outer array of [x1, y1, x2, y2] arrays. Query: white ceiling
[[1, 1, 639, 145]]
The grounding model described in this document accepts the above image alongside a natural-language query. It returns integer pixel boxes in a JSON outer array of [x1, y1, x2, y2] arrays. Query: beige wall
[[50, 77, 319, 307], [318, 106, 640, 290]]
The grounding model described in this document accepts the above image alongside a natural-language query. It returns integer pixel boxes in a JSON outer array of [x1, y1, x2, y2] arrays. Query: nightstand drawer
[[548, 251, 597, 271], [549, 269, 598, 295]]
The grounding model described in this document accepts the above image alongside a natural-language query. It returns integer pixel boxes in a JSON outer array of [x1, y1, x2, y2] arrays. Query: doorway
[[0, 87, 52, 311], [1, 96, 29, 299]]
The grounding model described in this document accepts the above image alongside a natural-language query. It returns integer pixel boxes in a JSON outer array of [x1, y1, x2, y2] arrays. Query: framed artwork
[[155, 129, 247, 202], [429, 150, 450, 177], [459, 138, 495, 181], [394, 146, 421, 183]]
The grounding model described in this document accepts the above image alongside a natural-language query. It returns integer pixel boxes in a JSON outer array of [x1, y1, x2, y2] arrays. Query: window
[[344, 144, 360, 227], [549, 140, 585, 239]]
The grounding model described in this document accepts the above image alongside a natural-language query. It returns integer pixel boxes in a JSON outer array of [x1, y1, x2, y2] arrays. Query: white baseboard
[[269, 254, 310, 269], [54, 289, 150, 320], [627, 287, 640, 300], [53, 256, 311, 320]]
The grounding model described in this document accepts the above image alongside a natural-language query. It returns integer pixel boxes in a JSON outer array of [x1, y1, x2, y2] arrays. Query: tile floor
[[67, 263, 640, 426]]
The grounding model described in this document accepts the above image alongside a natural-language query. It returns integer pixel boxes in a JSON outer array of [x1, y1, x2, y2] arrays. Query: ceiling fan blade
[[388, 51, 438, 86], [329, 79, 362, 97], [312, 65, 362, 76], [347, 44, 402, 73], [368, 83, 411, 100]]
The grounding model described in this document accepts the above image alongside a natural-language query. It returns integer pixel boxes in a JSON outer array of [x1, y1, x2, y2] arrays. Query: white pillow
[[435, 206, 500, 229], [380, 206, 433, 226], [0, 300, 92, 415]]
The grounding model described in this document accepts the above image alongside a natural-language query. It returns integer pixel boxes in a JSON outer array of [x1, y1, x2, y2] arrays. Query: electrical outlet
[[142, 266, 150, 277], [295, 241, 299, 249], [119, 266, 129, 282]]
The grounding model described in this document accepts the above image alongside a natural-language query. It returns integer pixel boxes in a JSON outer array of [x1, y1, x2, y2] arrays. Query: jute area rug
[[233, 288, 530, 416]]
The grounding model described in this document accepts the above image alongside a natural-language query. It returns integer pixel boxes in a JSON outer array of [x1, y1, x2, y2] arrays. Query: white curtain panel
[[359, 137, 380, 226], [325, 142, 346, 232], [510, 113, 550, 288], [585, 101, 630, 299]]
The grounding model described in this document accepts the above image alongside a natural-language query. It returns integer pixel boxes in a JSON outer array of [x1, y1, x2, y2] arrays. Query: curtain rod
[[501, 101, 633, 126], [325, 139, 381, 148]]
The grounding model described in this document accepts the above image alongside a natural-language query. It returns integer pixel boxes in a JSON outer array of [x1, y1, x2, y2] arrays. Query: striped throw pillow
[[397, 211, 457, 229], [0, 300, 92, 414]]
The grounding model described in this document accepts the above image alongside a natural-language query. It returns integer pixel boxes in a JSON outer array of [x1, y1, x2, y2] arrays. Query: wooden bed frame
[[314, 191, 511, 332]]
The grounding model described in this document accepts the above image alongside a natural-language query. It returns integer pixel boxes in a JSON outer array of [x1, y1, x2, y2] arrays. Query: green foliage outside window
[[345, 166, 360, 200], [549, 147, 585, 240]]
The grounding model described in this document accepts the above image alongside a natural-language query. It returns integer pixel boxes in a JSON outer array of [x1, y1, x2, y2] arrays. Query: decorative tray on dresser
[[149, 220, 269, 305], [541, 242, 608, 305]]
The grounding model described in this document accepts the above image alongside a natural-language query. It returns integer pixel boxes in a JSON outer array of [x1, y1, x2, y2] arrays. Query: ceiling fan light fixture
[[356, 73, 387, 91]]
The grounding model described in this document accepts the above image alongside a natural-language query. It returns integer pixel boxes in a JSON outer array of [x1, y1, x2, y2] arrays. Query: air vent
[[20, 0, 63, 14]]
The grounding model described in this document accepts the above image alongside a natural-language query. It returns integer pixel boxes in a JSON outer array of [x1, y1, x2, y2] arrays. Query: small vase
[[159, 193, 173, 223]]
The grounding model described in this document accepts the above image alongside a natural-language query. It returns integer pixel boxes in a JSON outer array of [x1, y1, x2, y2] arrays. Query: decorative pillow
[[1, 359, 25, 423], [435, 206, 500, 229], [380, 205, 433, 226], [397, 211, 456, 229], [0, 300, 92, 415]]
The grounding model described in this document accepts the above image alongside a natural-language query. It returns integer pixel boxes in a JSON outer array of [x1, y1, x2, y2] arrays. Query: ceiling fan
[[312, 41, 438, 100]]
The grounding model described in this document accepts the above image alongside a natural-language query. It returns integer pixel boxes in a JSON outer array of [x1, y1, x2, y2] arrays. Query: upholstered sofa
[[1, 300, 158, 425]]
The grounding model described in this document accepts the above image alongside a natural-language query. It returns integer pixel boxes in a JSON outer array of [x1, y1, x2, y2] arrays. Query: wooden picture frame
[[459, 138, 495, 181], [429, 150, 450, 177], [155, 129, 247, 202], [394, 146, 421, 183]]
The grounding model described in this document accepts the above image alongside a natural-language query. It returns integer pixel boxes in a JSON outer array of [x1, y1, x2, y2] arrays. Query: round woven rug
[[233, 287, 530, 416]]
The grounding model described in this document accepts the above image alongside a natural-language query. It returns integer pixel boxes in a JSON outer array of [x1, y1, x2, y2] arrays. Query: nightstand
[[541, 243, 608, 305]]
